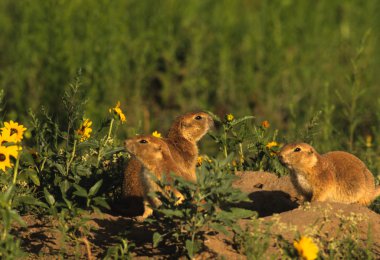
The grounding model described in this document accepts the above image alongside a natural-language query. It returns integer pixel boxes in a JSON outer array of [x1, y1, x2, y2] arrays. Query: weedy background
[[1, 0, 380, 153]]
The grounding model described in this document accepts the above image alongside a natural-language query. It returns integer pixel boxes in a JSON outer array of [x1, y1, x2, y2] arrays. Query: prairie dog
[[165, 111, 214, 182], [122, 111, 213, 208], [125, 135, 186, 220], [279, 143, 380, 206]]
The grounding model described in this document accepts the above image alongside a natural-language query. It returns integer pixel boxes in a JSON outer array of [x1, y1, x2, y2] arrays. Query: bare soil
[[16, 171, 380, 259]]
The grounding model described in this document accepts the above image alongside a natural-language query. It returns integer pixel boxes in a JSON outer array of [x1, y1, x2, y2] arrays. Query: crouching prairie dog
[[279, 143, 380, 206], [125, 135, 186, 220], [122, 111, 213, 208]]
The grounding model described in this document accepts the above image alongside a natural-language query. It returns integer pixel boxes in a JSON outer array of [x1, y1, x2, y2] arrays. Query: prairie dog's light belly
[[296, 174, 313, 193], [291, 171, 313, 197]]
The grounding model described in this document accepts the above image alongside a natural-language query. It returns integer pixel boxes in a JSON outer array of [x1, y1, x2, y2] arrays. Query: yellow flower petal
[[109, 101, 126, 123], [77, 119, 93, 142], [266, 141, 279, 149], [0, 145, 16, 172], [152, 131, 162, 138], [226, 114, 234, 122], [1, 121, 27, 143], [294, 236, 319, 260]]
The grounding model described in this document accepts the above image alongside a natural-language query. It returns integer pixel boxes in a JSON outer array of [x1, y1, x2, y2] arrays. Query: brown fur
[[122, 111, 213, 208], [279, 143, 379, 206], [124, 135, 186, 220]]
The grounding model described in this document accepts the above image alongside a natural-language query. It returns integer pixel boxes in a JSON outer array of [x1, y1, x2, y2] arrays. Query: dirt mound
[[232, 171, 302, 217], [16, 171, 380, 259]]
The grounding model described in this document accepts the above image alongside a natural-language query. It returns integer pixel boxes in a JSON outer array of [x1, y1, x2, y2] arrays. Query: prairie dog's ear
[[308, 148, 314, 155]]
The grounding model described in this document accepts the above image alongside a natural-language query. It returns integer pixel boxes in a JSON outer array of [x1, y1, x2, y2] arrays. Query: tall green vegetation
[[0, 0, 379, 154]]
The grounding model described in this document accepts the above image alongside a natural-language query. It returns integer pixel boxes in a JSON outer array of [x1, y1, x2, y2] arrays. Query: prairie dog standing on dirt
[[122, 111, 213, 210], [279, 143, 380, 206], [124, 135, 186, 220]]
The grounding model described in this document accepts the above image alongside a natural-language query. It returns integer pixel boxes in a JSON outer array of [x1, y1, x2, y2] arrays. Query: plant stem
[[96, 118, 115, 168], [107, 118, 115, 141], [66, 140, 77, 175], [223, 126, 228, 159], [12, 149, 21, 184], [239, 142, 244, 164]]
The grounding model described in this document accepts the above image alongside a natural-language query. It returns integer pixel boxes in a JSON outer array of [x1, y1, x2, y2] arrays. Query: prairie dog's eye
[[294, 147, 301, 152], [139, 139, 148, 144], [195, 115, 202, 120]]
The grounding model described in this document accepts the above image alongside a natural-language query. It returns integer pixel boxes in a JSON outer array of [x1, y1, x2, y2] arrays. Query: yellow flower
[[77, 119, 93, 142], [293, 236, 319, 260], [266, 141, 279, 149], [152, 131, 162, 138], [109, 101, 126, 123], [365, 135, 373, 148], [226, 113, 234, 122], [6, 145, 19, 159], [0, 145, 18, 172], [1, 121, 27, 143], [261, 120, 270, 128], [197, 156, 203, 166], [0, 129, 17, 145]]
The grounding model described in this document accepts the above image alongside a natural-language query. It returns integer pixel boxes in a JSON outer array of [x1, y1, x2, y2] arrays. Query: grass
[[0, 0, 380, 152]]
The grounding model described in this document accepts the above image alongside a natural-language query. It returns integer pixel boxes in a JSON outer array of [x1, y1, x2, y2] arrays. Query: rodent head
[[168, 111, 214, 142], [124, 135, 169, 164], [279, 143, 318, 172]]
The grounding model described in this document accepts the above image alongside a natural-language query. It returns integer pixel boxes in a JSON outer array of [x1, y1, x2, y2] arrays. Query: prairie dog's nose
[[207, 115, 215, 128], [124, 139, 133, 149]]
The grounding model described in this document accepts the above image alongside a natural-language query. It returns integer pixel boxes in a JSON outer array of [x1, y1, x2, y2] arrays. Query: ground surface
[[16, 172, 380, 259]]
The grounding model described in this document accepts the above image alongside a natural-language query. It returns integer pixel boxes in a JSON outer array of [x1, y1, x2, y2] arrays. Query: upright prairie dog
[[124, 135, 186, 219], [279, 143, 380, 206], [122, 111, 214, 208]]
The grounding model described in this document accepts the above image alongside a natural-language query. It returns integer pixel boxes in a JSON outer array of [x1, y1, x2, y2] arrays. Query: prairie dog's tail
[[358, 186, 380, 206]]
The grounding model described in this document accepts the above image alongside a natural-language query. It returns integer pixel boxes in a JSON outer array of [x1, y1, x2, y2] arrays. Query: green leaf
[[102, 147, 125, 158], [153, 232, 163, 247], [9, 209, 26, 227], [43, 188, 55, 206], [218, 208, 255, 221], [93, 197, 110, 210], [59, 180, 70, 194], [4, 185, 15, 202], [158, 209, 184, 218], [73, 184, 88, 198], [229, 115, 255, 126], [185, 239, 200, 258], [209, 223, 229, 235], [219, 152, 235, 167], [27, 170, 40, 186], [89, 179, 103, 197], [14, 195, 48, 209], [54, 163, 66, 175], [74, 164, 92, 176]]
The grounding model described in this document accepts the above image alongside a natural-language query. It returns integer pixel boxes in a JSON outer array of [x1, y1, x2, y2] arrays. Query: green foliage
[[147, 160, 255, 258], [320, 216, 375, 259], [0, 185, 26, 259], [232, 218, 272, 260], [104, 238, 135, 260], [208, 113, 287, 175], [0, 0, 379, 148], [24, 75, 125, 212]]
